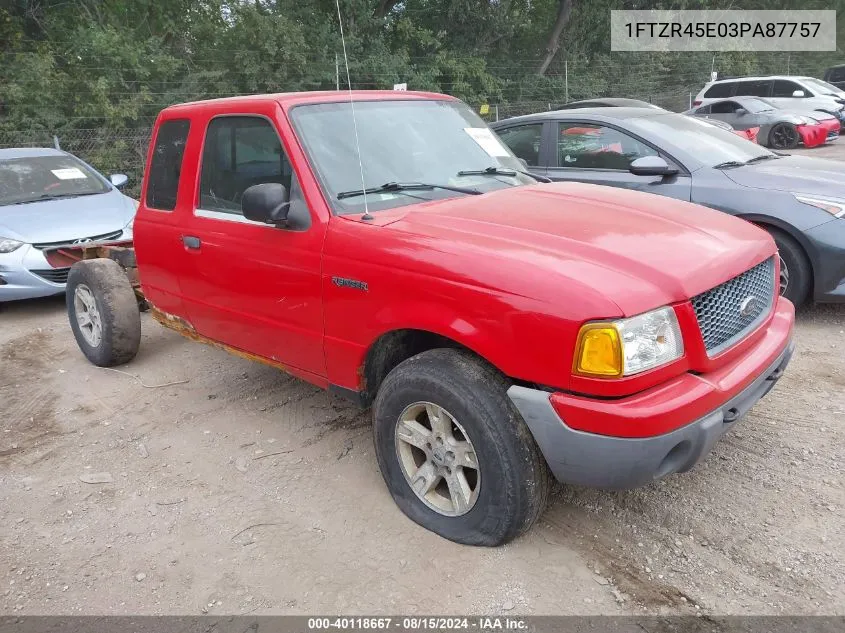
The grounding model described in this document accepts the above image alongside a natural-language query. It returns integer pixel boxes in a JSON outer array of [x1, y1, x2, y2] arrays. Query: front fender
[[323, 281, 577, 395]]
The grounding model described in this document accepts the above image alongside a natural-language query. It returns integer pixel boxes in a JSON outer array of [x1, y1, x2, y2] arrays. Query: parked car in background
[[686, 96, 838, 149], [764, 97, 842, 121], [760, 99, 841, 143], [491, 107, 845, 306], [693, 76, 845, 129], [823, 64, 845, 90], [553, 97, 664, 110], [0, 148, 136, 301], [687, 114, 757, 142], [555, 97, 756, 141]]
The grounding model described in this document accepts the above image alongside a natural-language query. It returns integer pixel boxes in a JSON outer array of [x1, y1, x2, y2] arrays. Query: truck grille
[[691, 257, 776, 356], [32, 229, 124, 250], [30, 268, 70, 284]]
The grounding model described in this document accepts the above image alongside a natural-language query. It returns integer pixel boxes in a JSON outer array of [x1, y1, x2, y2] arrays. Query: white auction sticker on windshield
[[51, 168, 87, 180], [464, 127, 510, 157]]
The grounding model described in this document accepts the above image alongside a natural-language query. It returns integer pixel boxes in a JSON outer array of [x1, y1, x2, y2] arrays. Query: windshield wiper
[[337, 181, 482, 200], [713, 161, 746, 169], [457, 166, 552, 183], [745, 154, 781, 164], [11, 192, 103, 205]]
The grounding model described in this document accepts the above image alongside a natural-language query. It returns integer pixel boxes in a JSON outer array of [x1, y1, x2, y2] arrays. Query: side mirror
[[242, 183, 290, 226], [792, 90, 806, 98], [110, 174, 128, 188], [629, 156, 678, 177], [735, 107, 747, 115], [518, 157, 529, 169]]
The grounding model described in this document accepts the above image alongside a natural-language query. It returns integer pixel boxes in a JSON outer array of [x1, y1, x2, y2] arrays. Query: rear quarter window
[[704, 83, 734, 98], [145, 119, 190, 211]]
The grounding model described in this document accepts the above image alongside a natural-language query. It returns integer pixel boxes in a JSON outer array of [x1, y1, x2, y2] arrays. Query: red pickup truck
[[58, 91, 795, 546]]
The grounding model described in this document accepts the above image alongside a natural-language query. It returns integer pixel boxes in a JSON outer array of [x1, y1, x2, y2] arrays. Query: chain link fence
[[1, 51, 838, 190], [0, 93, 694, 191], [482, 91, 693, 121], [0, 128, 151, 198]]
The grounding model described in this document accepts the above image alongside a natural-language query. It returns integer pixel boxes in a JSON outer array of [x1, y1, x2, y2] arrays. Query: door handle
[[182, 235, 201, 250]]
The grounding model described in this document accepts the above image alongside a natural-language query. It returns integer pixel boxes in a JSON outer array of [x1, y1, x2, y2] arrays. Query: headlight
[[0, 237, 24, 253], [793, 194, 845, 218], [574, 306, 684, 378]]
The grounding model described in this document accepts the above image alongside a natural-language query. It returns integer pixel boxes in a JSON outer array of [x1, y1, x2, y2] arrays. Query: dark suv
[[823, 64, 845, 91]]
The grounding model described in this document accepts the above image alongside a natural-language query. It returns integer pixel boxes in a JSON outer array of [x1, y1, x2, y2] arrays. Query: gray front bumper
[[0, 244, 66, 301], [508, 341, 794, 490]]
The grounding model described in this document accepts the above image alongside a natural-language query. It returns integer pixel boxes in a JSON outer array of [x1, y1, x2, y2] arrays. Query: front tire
[[767, 228, 811, 306], [373, 349, 551, 546], [67, 259, 141, 366], [768, 123, 799, 149]]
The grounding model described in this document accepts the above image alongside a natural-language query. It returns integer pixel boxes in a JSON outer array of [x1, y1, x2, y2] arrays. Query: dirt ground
[[1, 145, 844, 617]]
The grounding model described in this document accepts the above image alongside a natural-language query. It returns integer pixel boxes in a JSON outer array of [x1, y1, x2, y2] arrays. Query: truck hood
[[722, 155, 845, 198], [0, 189, 135, 244], [382, 182, 774, 316]]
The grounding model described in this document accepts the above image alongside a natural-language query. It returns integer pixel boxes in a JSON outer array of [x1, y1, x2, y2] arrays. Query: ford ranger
[[56, 91, 795, 546]]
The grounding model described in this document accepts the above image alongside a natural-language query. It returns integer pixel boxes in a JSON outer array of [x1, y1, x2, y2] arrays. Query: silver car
[[0, 148, 136, 301], [685, 96, 838, 148]]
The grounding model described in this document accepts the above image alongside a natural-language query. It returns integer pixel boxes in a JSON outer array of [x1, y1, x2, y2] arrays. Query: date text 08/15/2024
[[307, 617, 528, 630]]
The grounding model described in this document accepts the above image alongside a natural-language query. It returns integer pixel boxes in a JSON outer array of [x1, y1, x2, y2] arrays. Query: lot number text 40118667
[[307, 617, 529, 631]]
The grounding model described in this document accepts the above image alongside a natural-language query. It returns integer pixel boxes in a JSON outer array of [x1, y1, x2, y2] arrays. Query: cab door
[[177, 109, 328, 378], [133, 118, 193, 318]]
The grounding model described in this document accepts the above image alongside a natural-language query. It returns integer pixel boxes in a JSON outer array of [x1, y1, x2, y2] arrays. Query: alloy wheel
[[778, 254, 790, 296], [394, 401, 481, 516], [771, 124, 798, 149], [73, 283, 103, 347]]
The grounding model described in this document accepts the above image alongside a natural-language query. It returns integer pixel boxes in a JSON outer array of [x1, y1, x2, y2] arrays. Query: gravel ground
[[1, 143, 843, 617]]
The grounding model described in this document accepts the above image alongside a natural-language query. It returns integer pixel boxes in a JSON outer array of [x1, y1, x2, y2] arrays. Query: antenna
[[335, 0, 372, 221]]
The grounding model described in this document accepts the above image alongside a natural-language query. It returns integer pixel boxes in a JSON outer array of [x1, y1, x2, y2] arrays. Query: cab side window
[[556, 123, 657, 170], [703, 82, 734, 98], [496, 123, 543, 167], [146, 119, 190, 211], [198, 116, 293, 215]]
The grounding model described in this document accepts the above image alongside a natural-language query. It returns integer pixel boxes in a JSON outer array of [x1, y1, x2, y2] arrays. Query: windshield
[[803, 78, 845, 95], [291, 99, 534, 214], [636, 113, 773, 167], [0, 154, 110, 206]]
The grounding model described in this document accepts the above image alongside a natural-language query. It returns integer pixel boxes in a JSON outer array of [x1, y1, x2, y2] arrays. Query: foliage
[[2, 0, 845, 184]]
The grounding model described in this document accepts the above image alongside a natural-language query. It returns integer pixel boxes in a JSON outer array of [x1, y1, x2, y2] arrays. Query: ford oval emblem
[[739, 295, 759, 319]]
